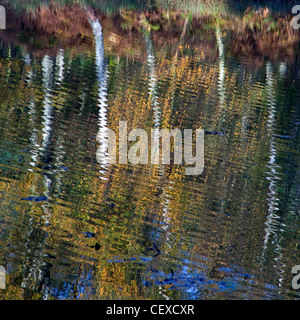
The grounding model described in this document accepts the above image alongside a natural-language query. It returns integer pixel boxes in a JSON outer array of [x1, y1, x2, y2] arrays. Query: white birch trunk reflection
[[261, 62, 285, 290], [144, 32, 172, 301], [90, 17, 110, 179], [21, 54, 56, 299], [53, 49, 66, 196], [216, 26, 226, 109], [145, 31, 161, 165], [23, 53, 40, 170]]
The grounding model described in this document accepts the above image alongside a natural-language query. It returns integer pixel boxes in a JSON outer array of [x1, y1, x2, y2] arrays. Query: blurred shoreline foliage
[[0, 0, 299, 66], [2, 0, 300, 15]]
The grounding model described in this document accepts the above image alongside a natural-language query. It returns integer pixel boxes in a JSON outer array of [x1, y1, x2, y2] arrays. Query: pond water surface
[[0, 6, 300, 300]]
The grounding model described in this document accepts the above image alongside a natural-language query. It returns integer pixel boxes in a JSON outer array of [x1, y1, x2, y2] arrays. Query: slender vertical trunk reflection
[[40, 55, 54, 230], [56, 48, 65, 84], [262, 62, 285, 289], [41, 55, 54, 154], [168, 17, 188, 114], [144, 31, 172, 300], [216, 26, 226, 109], [145, 31, 161, 165], [21, 49, 66, 298], [53, 49, 66, 196], [21, 54, 56, 299], [89, 15, 110, 178], [24, 53, 40, 170]]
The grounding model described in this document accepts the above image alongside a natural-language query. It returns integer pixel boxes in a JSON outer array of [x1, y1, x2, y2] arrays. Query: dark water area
[[0, 3, 299, 300]]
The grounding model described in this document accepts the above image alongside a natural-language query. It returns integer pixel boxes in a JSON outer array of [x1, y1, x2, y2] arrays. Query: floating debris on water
[[58, 166, 70, 171], [21, 196, 48, 202], [205, 131, 225, 136], [88, 243, 101, 251], [83, 232, 96, 238]]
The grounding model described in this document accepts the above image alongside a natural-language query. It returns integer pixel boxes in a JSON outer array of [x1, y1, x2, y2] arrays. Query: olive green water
[[0, 9, 300, 300]]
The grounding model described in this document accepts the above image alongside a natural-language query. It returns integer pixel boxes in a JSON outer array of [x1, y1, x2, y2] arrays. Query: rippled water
[[0, 8, 299, 300]]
